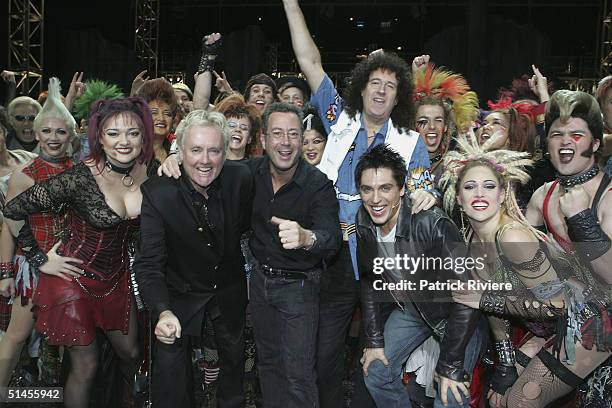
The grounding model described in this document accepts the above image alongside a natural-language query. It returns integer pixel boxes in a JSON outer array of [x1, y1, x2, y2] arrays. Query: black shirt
[[248, 156, 341, 271], [182, 172, 222, 249]]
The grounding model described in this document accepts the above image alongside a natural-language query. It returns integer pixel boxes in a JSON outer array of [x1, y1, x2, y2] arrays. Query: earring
[[459, 206, 469, 242]]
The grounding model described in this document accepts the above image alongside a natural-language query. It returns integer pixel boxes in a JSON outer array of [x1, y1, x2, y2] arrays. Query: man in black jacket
[[355, 145, 483, 408], [248, 102, 341, 407], [135, 110, 253, 408]]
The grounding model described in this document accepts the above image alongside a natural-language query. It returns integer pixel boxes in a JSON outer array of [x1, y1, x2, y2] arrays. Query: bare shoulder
[[530, 182, 549, 208], [6, 164, 35, 200], [499, 222, 539, 244], [598, 180, 612, 235], [498, 222, 540, 264]]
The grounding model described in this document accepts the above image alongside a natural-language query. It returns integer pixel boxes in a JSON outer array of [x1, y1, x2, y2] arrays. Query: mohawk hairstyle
[[138, 78, 178, 117], [73, 80, 124, 121], [33, 77, 77, 139], [355, 144, 407, 189], [545, 90, 603, 143], [413, 64, 479, 133], [439, 134, 544, 240]]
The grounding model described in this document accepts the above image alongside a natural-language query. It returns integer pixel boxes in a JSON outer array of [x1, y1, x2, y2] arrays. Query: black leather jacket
[[357, 195, 481, 381]]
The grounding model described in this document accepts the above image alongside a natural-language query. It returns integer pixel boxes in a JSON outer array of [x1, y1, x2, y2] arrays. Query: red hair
[[87, 97, 155, 166]]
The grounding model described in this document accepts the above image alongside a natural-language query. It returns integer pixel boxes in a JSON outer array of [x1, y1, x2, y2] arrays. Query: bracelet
[[566, 209, 611, 261], [480, 292, 505, 316], [0, 262, 13, 280], [28, 251, 49, 269], [495, 339, 516, 366]]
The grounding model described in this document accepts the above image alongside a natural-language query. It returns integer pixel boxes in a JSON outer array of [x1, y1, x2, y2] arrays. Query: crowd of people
[[0, 1, 611, 407]]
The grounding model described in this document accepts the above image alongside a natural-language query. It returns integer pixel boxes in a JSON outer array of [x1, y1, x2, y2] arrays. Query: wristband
[[480, 292, 505, 316], [0, 262, 13, 280], [566, 209, 611, 261], [495, 339, 516, 366]]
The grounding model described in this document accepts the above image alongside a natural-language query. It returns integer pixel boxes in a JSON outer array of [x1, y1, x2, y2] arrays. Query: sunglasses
[[13, 115, 36, 122]]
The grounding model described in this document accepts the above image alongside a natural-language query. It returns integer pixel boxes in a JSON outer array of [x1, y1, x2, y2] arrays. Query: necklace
[[556, 163, 599, 189], [40, 152, 68, 164], [430, 153, 442, 164], [105, 160, 136, 187]]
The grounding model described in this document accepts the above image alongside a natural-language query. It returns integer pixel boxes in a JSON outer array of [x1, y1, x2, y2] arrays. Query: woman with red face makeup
[[440, 135, 612, 408], [3, 97, 155, 407]]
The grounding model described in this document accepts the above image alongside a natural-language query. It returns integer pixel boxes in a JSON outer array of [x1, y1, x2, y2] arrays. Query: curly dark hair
[[355, 144, 407, 189], [343, 53, 414, 130]]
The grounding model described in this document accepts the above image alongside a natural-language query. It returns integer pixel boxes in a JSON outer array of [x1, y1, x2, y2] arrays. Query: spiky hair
[[439, 134, 545, 241], [33, 78, 76, 138], [73, 80, 124, 121], [413, 64, 479, 133]]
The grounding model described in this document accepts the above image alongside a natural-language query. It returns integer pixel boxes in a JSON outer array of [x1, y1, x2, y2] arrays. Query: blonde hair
[[440, 134, 545, 241], [33, 78, 76, 139], [7, 96, 42, 117], [175, 109, 230, 154]]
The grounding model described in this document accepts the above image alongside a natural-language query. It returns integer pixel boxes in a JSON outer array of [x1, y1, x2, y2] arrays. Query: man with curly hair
[[282, 1, 437, 406]]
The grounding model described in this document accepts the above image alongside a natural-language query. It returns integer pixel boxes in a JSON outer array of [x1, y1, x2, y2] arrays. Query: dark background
[[0, 0, 602, 103]]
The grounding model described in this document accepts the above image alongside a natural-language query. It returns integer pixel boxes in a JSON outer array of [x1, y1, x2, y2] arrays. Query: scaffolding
[[134, 0, 160, 78], [7, 0, 44, 96], [601, 2, 611, 76]]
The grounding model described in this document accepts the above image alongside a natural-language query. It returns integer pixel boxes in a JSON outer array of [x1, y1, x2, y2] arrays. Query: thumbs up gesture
[[270, 216, 313, 250]]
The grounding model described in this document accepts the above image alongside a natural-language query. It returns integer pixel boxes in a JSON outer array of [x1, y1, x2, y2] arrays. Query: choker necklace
[[430, 153, 443, 164], [105, 160, 136, 187], [556, 163, 599, 189], [40, 152, 68, 164]]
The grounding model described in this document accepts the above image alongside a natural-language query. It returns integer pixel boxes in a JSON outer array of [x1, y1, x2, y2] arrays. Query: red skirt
[[33, 272, 131, 346]]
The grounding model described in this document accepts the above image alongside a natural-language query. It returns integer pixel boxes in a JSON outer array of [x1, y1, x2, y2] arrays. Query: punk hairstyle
[[87, 97, 155, 166], [33, 77, 77, 139], [343, 53, 414, 130], [262, 102, 303, 135], [486, 98, 537, 154], [138, 78, 179, 117], [302, 106, 326, 138], [355, 144, 407, 189], [545, 90, 604, 144]]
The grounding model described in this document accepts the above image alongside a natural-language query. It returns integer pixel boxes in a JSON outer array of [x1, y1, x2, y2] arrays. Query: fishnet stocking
[[502, 355, 573, 408]]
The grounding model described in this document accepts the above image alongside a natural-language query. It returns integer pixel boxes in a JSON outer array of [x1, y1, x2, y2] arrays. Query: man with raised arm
[[282, 1, 437, 406]]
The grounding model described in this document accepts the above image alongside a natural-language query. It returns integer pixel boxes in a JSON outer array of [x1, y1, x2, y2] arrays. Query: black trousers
[[250, 266, 320, 408], [151, 304, 246, 408], [317, 243, 363, 408]]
